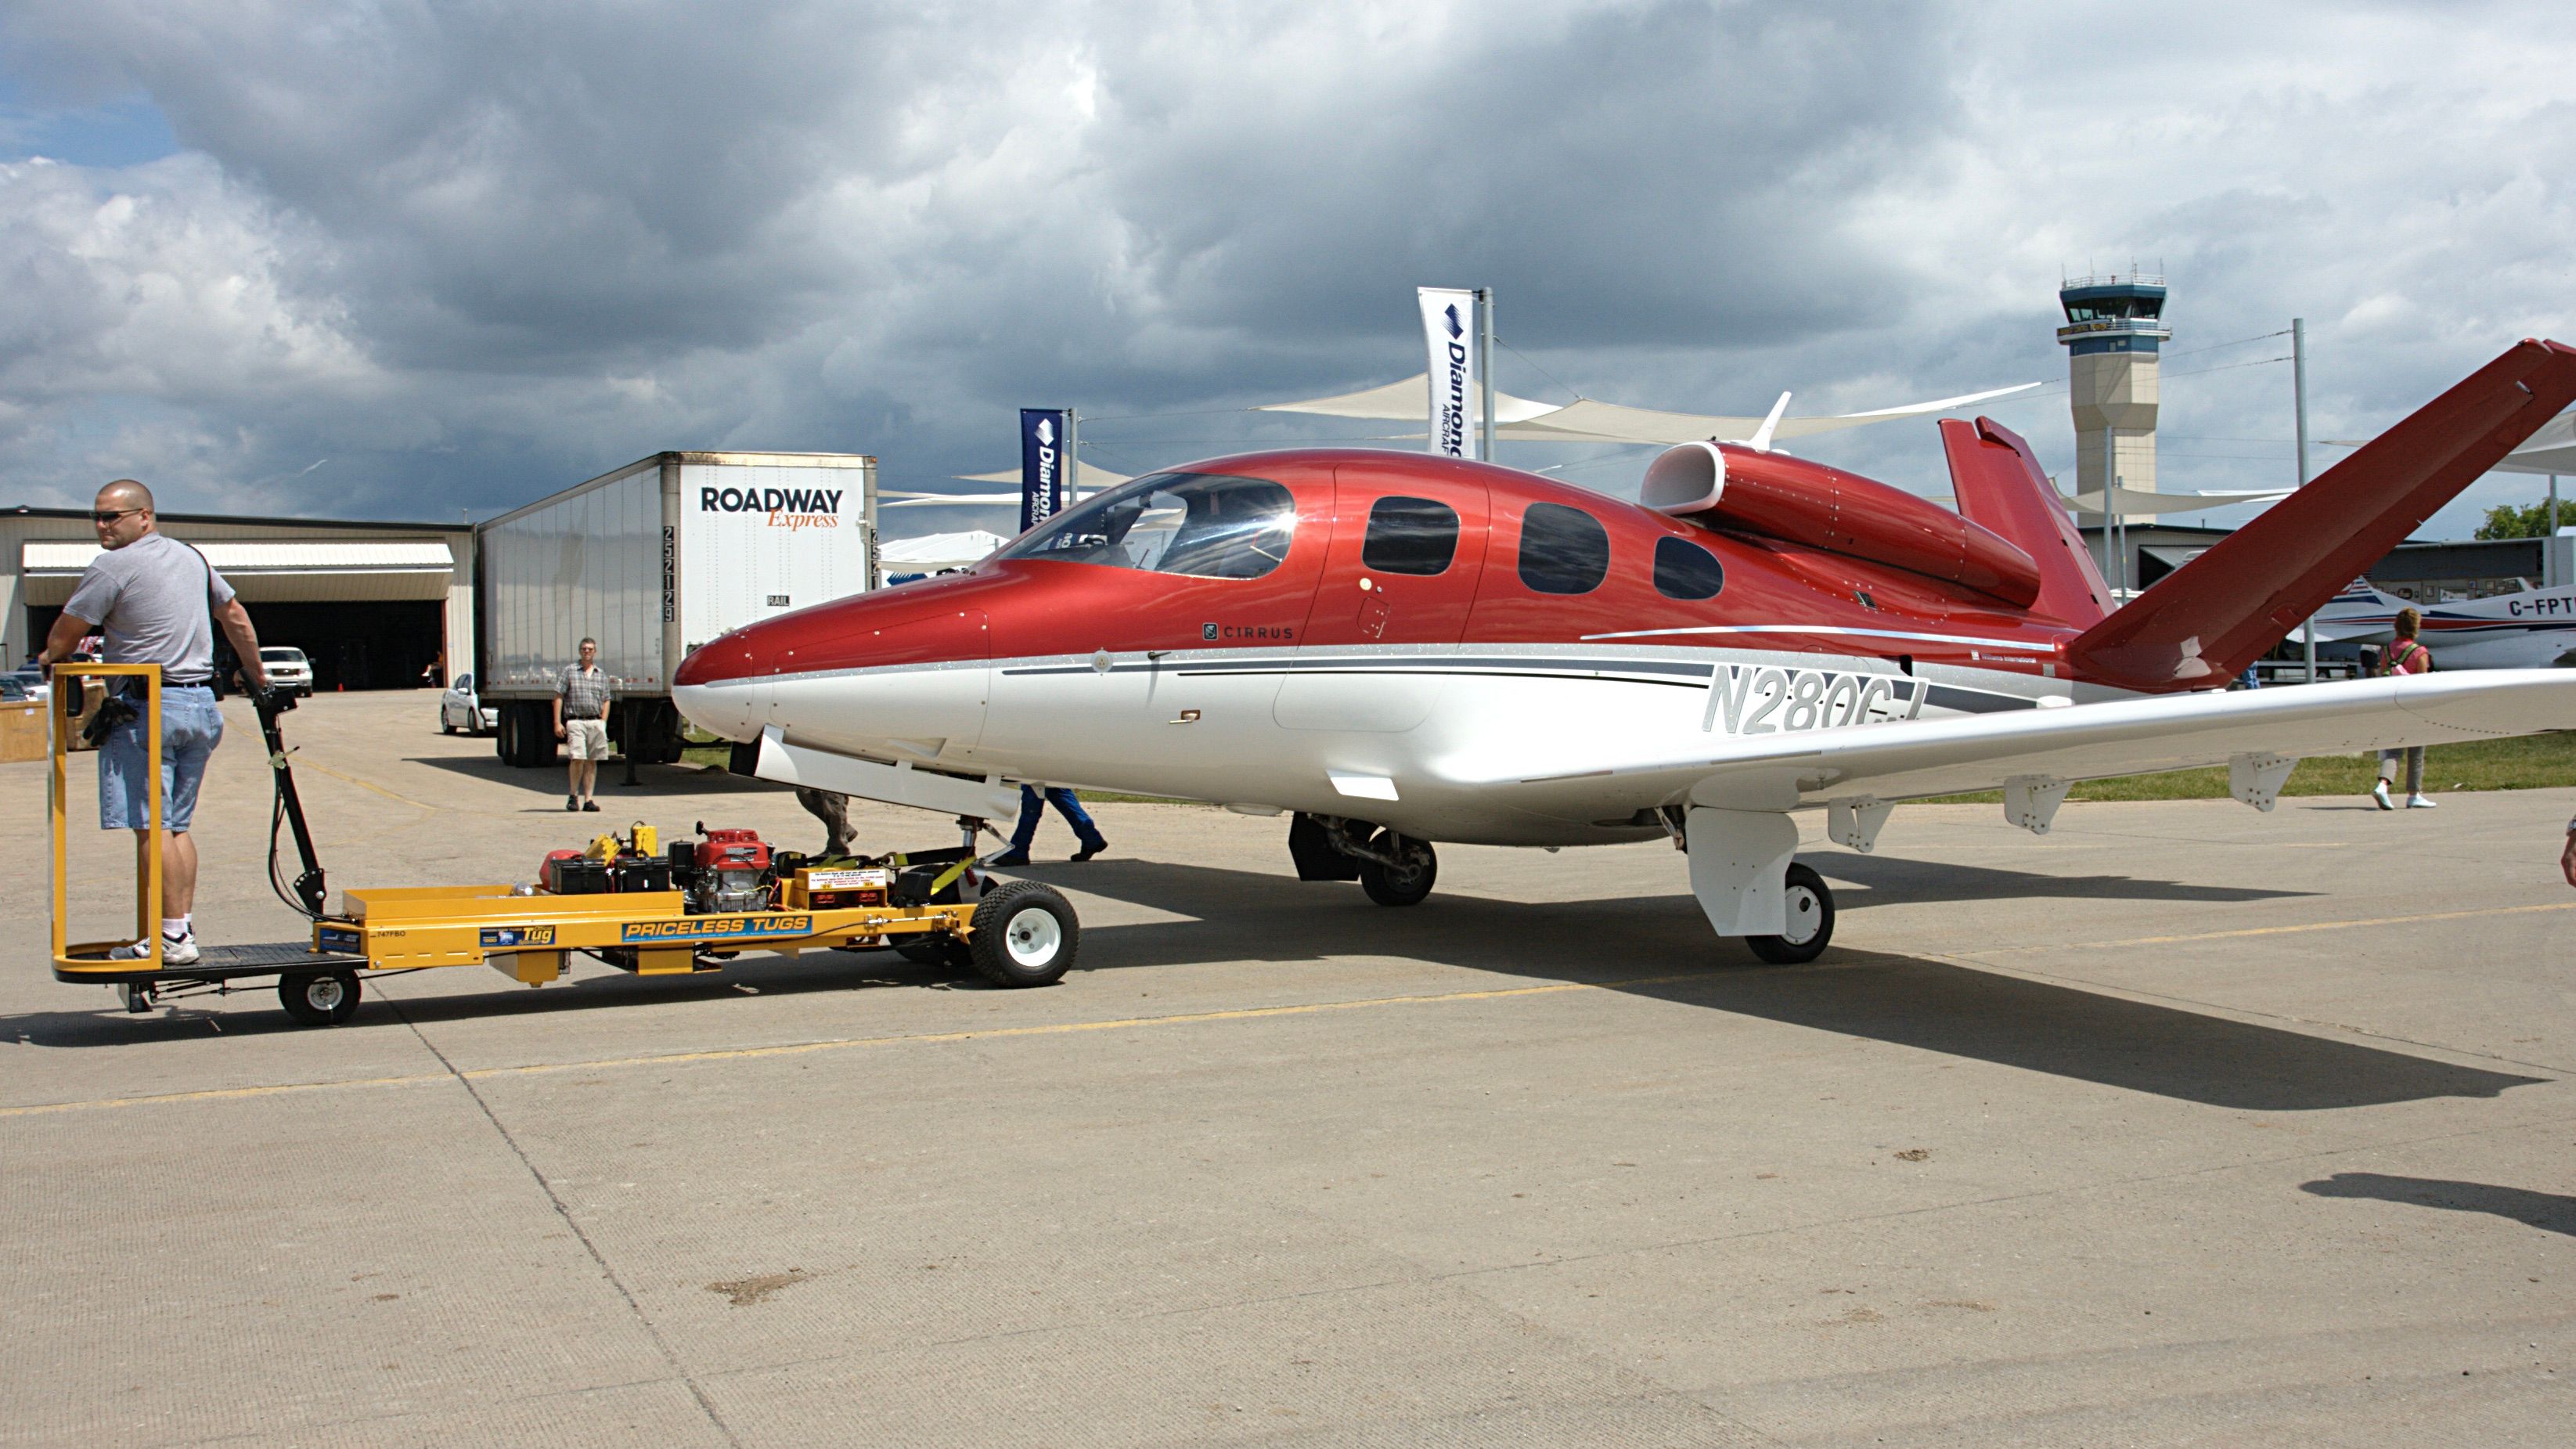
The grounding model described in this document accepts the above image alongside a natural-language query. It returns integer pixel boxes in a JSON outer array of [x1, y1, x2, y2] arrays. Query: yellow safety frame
[[318, 878, 980, 986], [51, 662, 164, 976]]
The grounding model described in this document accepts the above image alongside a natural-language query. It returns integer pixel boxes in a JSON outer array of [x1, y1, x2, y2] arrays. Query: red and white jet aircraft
[[676, 341, 2576, 961]]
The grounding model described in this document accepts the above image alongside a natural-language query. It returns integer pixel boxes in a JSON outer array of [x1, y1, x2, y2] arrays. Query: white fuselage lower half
[[676, 643, 2095, 846]]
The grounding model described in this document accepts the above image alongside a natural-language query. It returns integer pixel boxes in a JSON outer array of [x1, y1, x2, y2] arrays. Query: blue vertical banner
[[1020, 408, 1069, 532]]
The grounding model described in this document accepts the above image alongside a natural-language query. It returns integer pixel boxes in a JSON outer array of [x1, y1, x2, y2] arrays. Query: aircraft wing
[[1449, 670, 2576, 816]]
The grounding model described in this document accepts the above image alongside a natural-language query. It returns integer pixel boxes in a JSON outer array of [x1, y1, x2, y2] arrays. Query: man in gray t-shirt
[[40, 479, 272, 965]]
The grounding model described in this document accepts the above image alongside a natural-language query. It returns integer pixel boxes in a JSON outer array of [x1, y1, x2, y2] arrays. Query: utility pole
[[2294, 318, 2315, 683], [1066, 408, 1081, 507], [2549, 474, 2560, 588], [1477, 287, 1497, 463]]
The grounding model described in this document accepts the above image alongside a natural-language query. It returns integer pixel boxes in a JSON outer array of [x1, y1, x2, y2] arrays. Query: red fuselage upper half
[[672, 448, 2091, 691]]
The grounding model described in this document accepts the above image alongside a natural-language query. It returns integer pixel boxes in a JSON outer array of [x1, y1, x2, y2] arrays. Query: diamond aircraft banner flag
[[1020, 409, 1070, 533], [1418, 287, 1477, 458]]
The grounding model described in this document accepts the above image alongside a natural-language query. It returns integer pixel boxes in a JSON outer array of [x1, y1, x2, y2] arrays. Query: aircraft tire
[[1357, 832, 1437, 907], [1746, 863, 1834, 965], [967, 881, 1079, 989]]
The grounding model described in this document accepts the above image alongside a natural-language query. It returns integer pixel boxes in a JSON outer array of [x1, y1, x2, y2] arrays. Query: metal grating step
[[196, 942, 363, 969]]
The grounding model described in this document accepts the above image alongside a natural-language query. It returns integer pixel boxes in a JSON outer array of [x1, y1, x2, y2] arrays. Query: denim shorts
[[99, 686, 225, 832]]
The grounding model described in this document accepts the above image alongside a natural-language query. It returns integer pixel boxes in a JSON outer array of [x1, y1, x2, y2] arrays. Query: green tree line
[[2476, 498, 2576, 539]]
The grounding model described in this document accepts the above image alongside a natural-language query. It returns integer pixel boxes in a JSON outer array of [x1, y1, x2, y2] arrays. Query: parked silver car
[[439, 672, 499, 734], [261, 647, 315, 697]]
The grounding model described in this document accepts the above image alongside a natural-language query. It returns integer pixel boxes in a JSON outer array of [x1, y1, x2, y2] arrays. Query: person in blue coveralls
[[989, 785, 1108, 867]]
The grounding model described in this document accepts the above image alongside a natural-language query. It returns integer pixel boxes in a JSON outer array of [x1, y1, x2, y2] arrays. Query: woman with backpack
[[2372, 606, 2436, 810]]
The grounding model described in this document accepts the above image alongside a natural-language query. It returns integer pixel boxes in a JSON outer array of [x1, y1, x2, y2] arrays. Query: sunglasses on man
[[91, 509, 140, 524]]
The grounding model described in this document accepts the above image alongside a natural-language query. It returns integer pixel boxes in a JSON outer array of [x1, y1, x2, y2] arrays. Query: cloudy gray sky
[[3, 1, 2571, 539]]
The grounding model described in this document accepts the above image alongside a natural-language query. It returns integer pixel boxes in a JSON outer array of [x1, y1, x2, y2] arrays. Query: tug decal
[[620, 914, 814, 943]]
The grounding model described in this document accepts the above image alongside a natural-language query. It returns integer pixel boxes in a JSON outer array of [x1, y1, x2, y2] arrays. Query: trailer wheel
[[1746, 863, 1835, 965], [1357, 831, 1437, 907], [279, 970, 362, 1026], [967, 881, 1079, 988]]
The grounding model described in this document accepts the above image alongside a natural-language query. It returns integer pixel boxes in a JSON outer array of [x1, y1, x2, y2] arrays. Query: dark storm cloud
[[0, 0, 2570, 534]]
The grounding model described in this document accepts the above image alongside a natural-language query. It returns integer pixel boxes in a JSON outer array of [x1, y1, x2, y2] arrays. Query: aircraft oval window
[[995, 471, 1298, 579], [1516, 501, 1609, 595], [1652, 535, 1725, 600], [1360, 496, 1459, 576]]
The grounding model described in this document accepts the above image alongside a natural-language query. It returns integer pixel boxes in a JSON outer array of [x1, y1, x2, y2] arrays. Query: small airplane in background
[[675, 341, 2576, 964], [2311, 579, 2576, 669]]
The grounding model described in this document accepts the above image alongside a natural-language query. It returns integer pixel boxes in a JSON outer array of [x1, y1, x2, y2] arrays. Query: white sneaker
[[2371, 780, 2393, 810], [2406, 794, 2437, 809], [108, 933, 200, 964]]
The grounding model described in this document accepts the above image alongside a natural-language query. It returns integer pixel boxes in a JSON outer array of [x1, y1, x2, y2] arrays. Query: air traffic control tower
[[2057, 273, 2171, 503]]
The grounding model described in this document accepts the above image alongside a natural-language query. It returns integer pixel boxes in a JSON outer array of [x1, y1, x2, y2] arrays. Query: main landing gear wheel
[[1746, 863, 1834, 965], [279, 970, 362, 1026], [967, 881, 1079, 988], [1357, 831, 1437, 907]]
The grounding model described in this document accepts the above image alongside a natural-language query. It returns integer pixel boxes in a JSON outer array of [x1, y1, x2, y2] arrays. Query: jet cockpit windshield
[[996, 471, 1296, 579]]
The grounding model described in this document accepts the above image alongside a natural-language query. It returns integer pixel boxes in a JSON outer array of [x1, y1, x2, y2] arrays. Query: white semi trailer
[[477, 451, 878, 768]]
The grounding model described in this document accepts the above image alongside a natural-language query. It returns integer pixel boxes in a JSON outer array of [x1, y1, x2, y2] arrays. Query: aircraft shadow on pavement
[[2301, 1173, 2576, 1237], [1809, 853, 2311, 907], [1016, 856, 2536, 1112], [3, 857, 2533, 1111], [405, 753, 784, 799]]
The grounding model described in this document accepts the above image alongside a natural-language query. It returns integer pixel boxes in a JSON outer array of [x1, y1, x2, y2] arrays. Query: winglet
[[2067, 339, 2576, 691], [1745, 392, 1792, 452]]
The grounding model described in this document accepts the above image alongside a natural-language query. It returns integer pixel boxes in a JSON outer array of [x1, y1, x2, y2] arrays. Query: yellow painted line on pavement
[[284, 755, 441, 813], [1, 973, 1708, 1119], [0, 1071, 450, 1118], [1966, 899, 2576, 957]]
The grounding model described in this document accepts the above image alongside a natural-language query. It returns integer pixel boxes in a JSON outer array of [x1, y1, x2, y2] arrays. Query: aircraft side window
[[1360, 496, 1459, 576], [1516, 501, 1609, 595], [996, 471, 1296, 579], [1652, 535, 1725, 600]]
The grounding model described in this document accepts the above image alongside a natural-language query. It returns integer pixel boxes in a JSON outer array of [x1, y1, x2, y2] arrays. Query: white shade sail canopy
[[1493, 383, 2044, 445], [2488, 411, 2576, 476], [952, 462, 1133, 487], [1257, 376, 2040, 446], [878, 529, 1010, 571], [2059, 487, 2292, 516], [2325, 411, 2575, 478], [1257, 375, 1562, 424]]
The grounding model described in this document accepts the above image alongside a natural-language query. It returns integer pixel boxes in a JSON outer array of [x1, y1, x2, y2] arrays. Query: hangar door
[[20, 539, 456, 691]]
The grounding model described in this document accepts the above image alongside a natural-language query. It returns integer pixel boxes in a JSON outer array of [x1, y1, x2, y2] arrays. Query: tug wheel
[[967, 881, 1079, 988], [1746, 863, 1834, 965], [1357, 832, 1437, 907], [279, 970, 362, 1026]]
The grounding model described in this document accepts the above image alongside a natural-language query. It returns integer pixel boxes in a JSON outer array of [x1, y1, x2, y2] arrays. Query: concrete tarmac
[[3, 690, 2571, 1446]]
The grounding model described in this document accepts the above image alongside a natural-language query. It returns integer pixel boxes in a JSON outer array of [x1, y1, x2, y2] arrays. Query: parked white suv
[[261, 647, 314, 697]]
